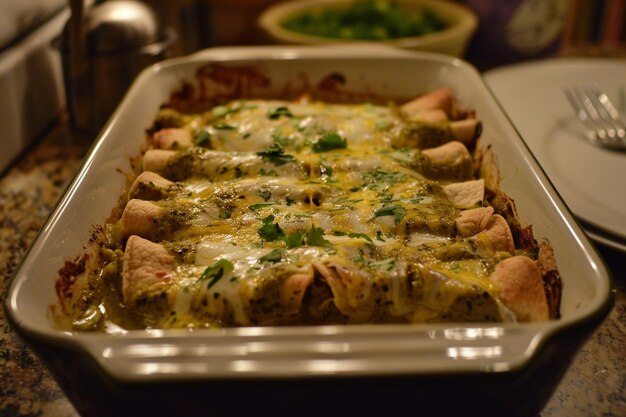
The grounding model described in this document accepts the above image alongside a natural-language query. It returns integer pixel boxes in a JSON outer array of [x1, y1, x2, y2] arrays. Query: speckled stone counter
[[1, 121, 624, 417]]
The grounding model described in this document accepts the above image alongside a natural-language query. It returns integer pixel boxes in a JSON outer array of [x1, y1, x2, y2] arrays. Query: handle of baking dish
[[79, 324, 549, 381]]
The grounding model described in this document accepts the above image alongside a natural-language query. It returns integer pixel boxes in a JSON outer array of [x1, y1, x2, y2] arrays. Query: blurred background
[[3, 0, 626, 171]]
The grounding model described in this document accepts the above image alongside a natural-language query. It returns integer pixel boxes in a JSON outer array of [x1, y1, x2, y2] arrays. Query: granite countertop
[[0, 121, 624, 417]]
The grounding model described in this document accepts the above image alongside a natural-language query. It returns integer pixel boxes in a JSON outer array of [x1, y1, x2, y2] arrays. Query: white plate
[[484, 58, 626, 251]]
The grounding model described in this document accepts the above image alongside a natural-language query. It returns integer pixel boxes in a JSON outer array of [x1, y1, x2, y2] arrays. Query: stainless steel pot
[[59, 0, 175, 134]]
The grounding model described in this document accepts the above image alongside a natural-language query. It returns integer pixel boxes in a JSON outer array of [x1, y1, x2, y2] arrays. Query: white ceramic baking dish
[[5, 45, 613, 417]]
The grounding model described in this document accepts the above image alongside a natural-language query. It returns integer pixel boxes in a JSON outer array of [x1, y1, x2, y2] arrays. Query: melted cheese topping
[[71, 97, 523, 331]]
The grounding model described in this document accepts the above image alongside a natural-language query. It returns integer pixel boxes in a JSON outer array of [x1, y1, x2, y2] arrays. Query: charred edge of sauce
[[543, 270, 562, 320], [55, 254, 89, 310], [161, 64, 411, 115]]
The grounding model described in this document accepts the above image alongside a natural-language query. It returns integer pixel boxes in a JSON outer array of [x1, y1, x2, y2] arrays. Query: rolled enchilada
[[54, 88, 560, 330]]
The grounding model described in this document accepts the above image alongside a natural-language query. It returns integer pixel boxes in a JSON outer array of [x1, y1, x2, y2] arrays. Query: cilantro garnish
[[219, 210, 231, 219], [389, 149, 414, 163], [211, 105, 232, 117], [194, 130, 210, 145], [312, 132, 347, 153], [350, 256, 396, 272], [258, 188, 272, 201], [362, 169, 407, 191], [213, 123, 236, 130], [256, 143, 295, 166], [271, 132, 291, 147], [258, 215, 285, 241], [268, 106, 293, 119], [334, 230, 373, 244], [285, 231, 305, 248], [199, 259, 234, 289], [249, 203, 275, 211], [259, 248, 285, 263], [370, 258, 396, 272], [373, 205, 406, 222], [306, 226, 332, 247], [347, 232, 373, 244], [212, 103, 258, 118], [257, 214, 331, 249]]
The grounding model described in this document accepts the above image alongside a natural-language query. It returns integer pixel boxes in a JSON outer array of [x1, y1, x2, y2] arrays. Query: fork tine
[[564, 87, 604, 143], [564, 86, 626, 150], [590, 86, 626, 140], [583, 87, 615, 142]]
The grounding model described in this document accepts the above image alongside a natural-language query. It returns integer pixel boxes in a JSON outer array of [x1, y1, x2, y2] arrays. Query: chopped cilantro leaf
[[373, 205, 406, 222], [249, 203, 275, 211], [199, 259, 233, 289], [212, 103, 258, 118], [312, 132, 347, 152], [285, 231, 305, 248], [362, 169, 407, 191], [346, 232, 373, 244], [370, 258, 396, 272], [306, 226, 332, 247], [272, 133, 291, 147], [219, 210, 231, 219], [258, 188, 272, 201], [194, 130, 210, 145], [335, 230, 374, 243], [211, 105, 232, 117], [389, 149, 414, 163], [213, 123, 236, 130], [268, 106, 293, 119], [258, 215, 285, 241], [256, 143, 295, 166], [259, 248, 285, 263], [353, 255, 367, 266]]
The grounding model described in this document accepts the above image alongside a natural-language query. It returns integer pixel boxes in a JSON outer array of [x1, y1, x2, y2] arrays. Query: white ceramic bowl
[[5, 45, 613, 417], [258, 0, 478, 57]]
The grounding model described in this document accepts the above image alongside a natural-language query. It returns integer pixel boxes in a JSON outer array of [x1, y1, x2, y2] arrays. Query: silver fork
[[564, 86, 626, 150]]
